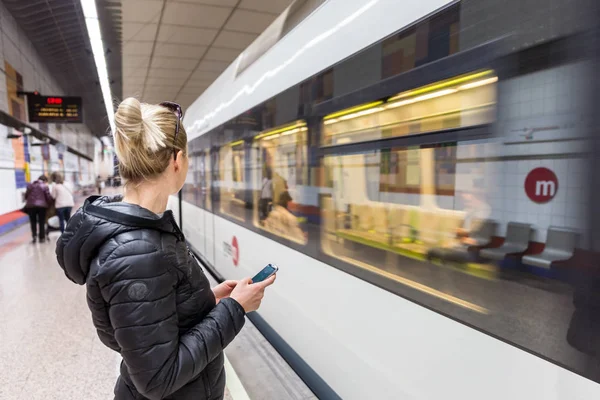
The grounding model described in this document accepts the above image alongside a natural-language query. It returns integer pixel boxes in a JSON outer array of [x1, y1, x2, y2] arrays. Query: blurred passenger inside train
[[56, 98, 276, 400], [24, 174, 52, 243], [50, 172, 74, 234], [264, 190, 306, 243], [456, 188, 491, 246], [427, 187, 491, 263], [259, 167, 273, 220], [96, 175, 105, 195]]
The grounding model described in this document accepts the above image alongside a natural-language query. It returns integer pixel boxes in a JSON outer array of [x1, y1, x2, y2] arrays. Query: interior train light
[[457, 76, 498, 90], [323, 101, 385, 123], [254, 120, 307, 140], [229, 140, 244, 147], [385, 88, 458, 110], [81, 0, 115, 134], [323, 70, 498, 126], [387, 69, 495, 102]]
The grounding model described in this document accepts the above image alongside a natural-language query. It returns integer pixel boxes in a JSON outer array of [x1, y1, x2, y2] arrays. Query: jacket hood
[[56, 195, 182, 285]]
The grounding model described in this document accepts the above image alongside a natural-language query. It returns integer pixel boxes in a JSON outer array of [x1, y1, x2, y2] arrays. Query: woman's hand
[[212, 280, 238, 303], [230, 275, 276, 313]]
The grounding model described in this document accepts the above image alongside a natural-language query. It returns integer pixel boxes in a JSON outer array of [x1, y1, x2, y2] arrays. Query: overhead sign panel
[[27, 95, 82, 123]]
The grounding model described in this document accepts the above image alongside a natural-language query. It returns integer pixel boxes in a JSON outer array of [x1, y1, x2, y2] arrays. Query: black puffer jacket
[[56, 196, 245, 400]]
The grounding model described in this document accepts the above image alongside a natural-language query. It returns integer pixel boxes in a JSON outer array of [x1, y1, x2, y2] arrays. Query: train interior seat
[[426, 218, 498, 263], [468, 219, 498, 248], [522, 227, 579, 269], [340, 204, 467, 256], [480, 222, 532, 261]]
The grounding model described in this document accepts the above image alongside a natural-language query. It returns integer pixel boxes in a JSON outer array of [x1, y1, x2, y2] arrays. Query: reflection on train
[[178, 1, 600, 399]]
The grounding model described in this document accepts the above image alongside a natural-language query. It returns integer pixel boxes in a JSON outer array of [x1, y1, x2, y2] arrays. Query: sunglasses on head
[[160, 101, 184, 160]]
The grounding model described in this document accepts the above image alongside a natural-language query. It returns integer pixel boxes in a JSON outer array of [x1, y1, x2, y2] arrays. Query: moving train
[[171, 0, 600, 398]]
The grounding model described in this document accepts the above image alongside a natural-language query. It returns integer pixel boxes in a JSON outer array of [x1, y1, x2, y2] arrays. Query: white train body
[[176, 0, 599, 398]]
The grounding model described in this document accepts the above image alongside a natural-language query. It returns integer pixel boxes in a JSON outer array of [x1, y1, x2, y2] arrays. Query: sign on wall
[[524, 167, 558, 203], [27, 95, 83, 123]]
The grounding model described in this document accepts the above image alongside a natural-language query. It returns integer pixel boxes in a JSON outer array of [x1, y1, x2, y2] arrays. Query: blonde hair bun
[[113, 97, 187, 182]]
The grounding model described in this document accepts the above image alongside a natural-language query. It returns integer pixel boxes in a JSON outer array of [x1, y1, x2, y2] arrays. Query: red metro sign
[[524, 167, 558, 203], [223, 236, 240, 267], [232, 236, 239, 267]]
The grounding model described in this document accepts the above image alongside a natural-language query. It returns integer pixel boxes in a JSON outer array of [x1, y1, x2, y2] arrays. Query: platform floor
[[0, 193, 313, 400]]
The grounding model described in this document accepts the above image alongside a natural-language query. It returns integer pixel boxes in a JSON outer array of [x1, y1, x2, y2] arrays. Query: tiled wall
[[459, 0, 597, 54], [0, 2, 96, 158], [0, 1, 98, 216], [456, 62, 592, 245]]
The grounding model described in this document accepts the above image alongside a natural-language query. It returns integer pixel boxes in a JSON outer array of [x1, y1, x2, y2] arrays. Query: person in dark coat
[[24, 174, 52, 243], [56, 98, 275, 400]]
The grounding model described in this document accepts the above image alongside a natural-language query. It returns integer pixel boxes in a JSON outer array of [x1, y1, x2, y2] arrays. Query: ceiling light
[[457, 77, 499, 90], [81, 0, 115, 134]]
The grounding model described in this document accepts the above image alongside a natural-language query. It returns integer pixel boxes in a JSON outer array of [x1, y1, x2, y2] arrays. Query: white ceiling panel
[[123, 41, 155, 56], [150, 57, 199, 71], [122, 0, 291, 109], [123, 55, 151, 66], [190, 69, 222, 82], [123, 65, 149, 78], [195, 60, 230, 72], [185, 80, 213, 89], [213, 30, 257, 50], [144, 88, 179, 97], [169, 0, 239, 6], [175, 93, 199, 105], [239, 0, 291, 14], [148, 67, 193, 78], [122, 75, 147, 84], [154, 43, 206, 58], [122, 0, 163, 23], [123, 23, 159, 42], [157, 25, 218, 46], [224, 9, 275, 34], [162, 3, 231, 28], [204, 47, 240, 63], [181, 87, 208, 96], [146, 76, 189, 86], [123, 88, 145, 97]]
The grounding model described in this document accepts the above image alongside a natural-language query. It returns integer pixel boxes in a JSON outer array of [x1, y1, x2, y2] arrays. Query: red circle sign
[[232, 236, 239, 267], [524, 167, 558, 203]]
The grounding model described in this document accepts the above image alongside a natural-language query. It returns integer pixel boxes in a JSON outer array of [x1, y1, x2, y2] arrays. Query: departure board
[[27, 95, 83, 123]]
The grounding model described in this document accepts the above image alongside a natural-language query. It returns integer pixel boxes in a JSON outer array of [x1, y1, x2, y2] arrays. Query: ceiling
[[2, 0, 122, 137], [121, 0, 293, 109]]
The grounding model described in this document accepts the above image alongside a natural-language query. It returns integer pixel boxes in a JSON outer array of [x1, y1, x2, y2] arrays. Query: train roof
[[183, 0, 455, 140]]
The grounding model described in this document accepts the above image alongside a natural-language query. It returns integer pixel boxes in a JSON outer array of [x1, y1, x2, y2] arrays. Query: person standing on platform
[[50, 172, 75, 234], [24, 175, 52, 243], [96, 175, 105, 195], [56, 98, 275, 400]]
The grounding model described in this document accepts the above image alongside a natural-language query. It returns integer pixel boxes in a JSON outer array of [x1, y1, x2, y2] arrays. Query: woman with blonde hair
[[56, 98, 275, 399], [50, 171, 74, 233]]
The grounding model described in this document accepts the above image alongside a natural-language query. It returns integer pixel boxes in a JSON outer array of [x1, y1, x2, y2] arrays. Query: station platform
[[0, 191, 314, 400]]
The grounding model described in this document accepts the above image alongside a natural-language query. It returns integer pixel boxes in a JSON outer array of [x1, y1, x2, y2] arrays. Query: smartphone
[[251, 264, 278, 283]]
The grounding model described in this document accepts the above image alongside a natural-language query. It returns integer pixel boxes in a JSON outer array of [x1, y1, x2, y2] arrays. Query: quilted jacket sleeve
[[100, 240, 245, 400]]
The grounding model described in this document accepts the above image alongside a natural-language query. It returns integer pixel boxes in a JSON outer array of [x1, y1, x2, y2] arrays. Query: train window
[[197, 150, 212, 211], [322, 70, 497, 146], [321, 142, 479, 285], [379, 144, 456, 196], [182, 153, 197, 205], [252, 121, 309, 245], [219, 141, 246, 221]]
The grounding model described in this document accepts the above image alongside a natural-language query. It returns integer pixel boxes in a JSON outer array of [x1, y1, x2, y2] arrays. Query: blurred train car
[[173, 0, 600, 398]]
